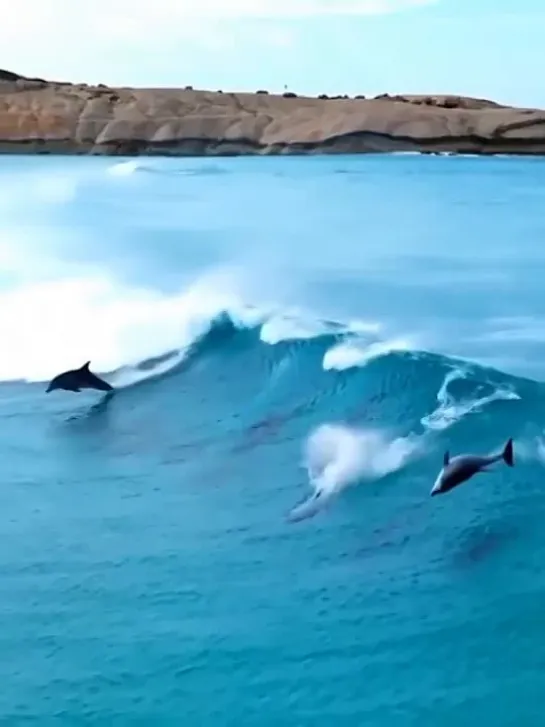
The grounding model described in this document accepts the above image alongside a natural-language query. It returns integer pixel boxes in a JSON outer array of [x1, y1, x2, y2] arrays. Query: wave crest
[[421, 366, 521, 432]]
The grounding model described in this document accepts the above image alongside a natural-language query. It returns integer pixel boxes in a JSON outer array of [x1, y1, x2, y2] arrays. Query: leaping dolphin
[[46, 361, 114, 394], [431, 437, 514, 497]]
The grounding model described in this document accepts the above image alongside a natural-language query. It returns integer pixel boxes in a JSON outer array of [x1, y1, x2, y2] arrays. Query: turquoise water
[[2, 154, 545, 724]]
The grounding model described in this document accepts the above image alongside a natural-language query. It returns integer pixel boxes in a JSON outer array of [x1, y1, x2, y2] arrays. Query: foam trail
[[288, 423, 421, 522]]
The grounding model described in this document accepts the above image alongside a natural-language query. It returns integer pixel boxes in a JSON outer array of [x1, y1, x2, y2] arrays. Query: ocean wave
[[0, 229, 530, 524], [107, 160, 149, 177], [107, 160, 229, 178], [421, 366, 521, 432], [0, 258, 532, 416], [0, 162, 533, 439], [0, 268, 260, 383]]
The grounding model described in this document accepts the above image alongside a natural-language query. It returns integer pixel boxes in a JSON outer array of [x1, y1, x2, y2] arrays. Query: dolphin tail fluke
[[502, 438, 514, 467]]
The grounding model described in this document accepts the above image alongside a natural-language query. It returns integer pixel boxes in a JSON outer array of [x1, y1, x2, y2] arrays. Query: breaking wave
[[0, 154, 542, 526]]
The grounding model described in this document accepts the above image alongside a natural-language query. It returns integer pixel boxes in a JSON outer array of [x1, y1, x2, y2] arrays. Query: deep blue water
[[1, 154, 545, 724]]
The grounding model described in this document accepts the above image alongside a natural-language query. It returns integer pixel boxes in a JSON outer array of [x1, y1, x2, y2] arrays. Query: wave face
[[2, 154, 545, 724]]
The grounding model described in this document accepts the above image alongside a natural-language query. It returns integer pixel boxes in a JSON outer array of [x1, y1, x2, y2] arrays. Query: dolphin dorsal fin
[[443, 450, 450, 466], [80, 361, 91, 371]]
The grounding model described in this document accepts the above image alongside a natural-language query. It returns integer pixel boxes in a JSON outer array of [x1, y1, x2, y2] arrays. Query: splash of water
[[287, 423, 421, 522], [0, 267, 259, 383]]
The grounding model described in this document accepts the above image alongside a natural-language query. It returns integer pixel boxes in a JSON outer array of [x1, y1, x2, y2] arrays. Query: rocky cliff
[[1, 70, 545, 156]]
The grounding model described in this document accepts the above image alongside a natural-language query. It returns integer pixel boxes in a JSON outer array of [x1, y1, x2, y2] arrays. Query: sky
[[2, 0, 544, 106]]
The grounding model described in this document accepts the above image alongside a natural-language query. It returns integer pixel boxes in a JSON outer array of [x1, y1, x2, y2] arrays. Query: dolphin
[[46, 361, 114, 394], [287, 491, 327, 522], [431, 437, 514, 497]]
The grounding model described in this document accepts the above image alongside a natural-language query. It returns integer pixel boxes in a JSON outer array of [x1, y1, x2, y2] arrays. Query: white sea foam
[[260, 313, 334, 345], [288, 423, 421, 521], [0, 266, 259, 383], [421, 367, 520, 432], [322, 336, 414, 371], [0, 243, 377, 385], [345, 319, 383, 336], [106, 160, 228, 178], [107, 160, 148, 177], [0, 225, 396, 384]]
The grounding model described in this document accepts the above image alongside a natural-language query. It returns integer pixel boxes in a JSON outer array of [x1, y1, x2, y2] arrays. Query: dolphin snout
[[430, 479, 444, 496]]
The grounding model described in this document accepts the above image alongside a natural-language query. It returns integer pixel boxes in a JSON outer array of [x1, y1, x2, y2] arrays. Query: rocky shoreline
[[1, 70, 545, 156]]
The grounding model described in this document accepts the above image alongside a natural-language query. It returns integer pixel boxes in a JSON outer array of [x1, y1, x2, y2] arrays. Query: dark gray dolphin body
[[46, 361, 114, 394], [431, 438, 514, 496]]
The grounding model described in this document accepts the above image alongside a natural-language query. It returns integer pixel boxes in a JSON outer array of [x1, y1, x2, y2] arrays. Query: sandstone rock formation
[[1, 70, 545, 156]]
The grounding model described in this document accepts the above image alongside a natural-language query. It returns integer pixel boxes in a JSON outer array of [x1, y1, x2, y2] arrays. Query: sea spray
[[287, 423, 421, 522]]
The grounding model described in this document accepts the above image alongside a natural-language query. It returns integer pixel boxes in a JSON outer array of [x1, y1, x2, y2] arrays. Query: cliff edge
[[1, 70, 545, 156]]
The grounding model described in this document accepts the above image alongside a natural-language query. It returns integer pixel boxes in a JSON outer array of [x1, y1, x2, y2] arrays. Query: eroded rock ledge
[[1, 70, 544, 156]]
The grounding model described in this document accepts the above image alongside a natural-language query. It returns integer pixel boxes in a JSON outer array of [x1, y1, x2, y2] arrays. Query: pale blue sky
[[2, 0, 544, 106]]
